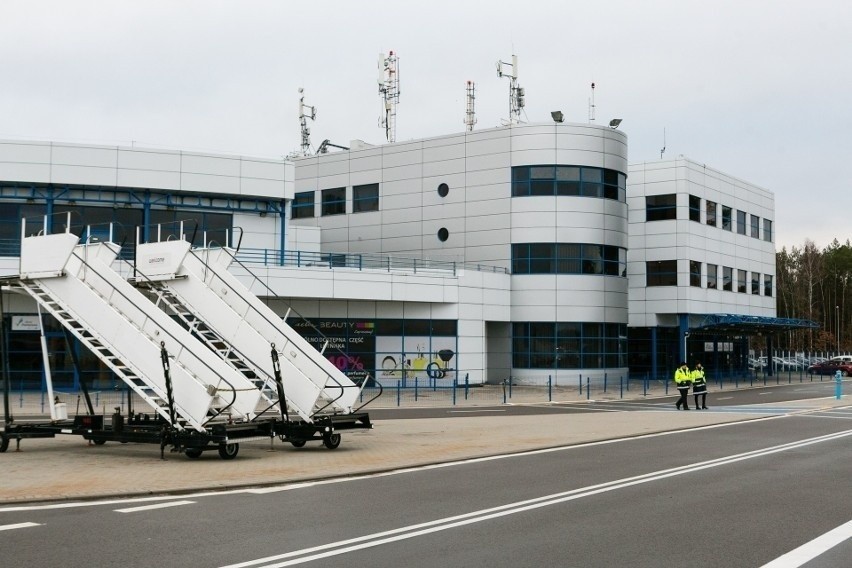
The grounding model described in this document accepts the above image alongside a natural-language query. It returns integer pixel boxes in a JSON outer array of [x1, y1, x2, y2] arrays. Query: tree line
[[775, 239, 851, 352]]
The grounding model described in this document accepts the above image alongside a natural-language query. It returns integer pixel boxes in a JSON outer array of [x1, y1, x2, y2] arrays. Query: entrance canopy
[[693, 314, 819, 335]]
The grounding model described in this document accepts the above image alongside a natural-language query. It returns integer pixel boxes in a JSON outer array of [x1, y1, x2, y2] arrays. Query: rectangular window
[[750, 215, 760, 239], [291, 191, 314, 219], [689, 260, 702, 287], [689, 195, 701, 222], [321, 187, 346, 216], [353, 183, 379, 213], [737, 269, 747, 293], [737, 210, 747, 235], [646, 194, 677, 222], [721, 206, 732, 231], [763, 219, 773, 242], [646, 260, 678, 286], [706, 201, 717, 227], [764, 274, 773, 297], [751, 272, 760, 295], [707, 264, 718, 289], [723, 266, 733, 291]]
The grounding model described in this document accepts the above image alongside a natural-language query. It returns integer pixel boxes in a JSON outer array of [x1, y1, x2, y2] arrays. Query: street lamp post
[[837, 305, 841, 354]]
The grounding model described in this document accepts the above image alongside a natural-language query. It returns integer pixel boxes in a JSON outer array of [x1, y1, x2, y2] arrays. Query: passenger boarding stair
[[14, 231, 262, 432], [143, 282, 280, 408], [135, 239, 364, 421]]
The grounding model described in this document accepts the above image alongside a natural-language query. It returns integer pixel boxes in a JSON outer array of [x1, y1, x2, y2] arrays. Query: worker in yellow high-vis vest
[[691, 361, 708, 409], [674, 361, 692, 410]]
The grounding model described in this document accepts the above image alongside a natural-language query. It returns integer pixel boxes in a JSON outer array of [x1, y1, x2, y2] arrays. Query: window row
[[647, 260, 774, 296], [511, 243, 626, 276], [512, 322, 627, 369], [646, 194, 773, 242], [511, 165, 626, 202], [0, 201, 232, 256], [292, 183, 379, 219]]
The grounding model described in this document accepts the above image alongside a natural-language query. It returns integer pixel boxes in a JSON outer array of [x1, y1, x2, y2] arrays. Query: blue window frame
[[511, 165, 625, 202], [353, 183, 379, 213], [321, 187, 346, 216], [646, 260, 677, 286], [512, 243, 626, 276], [646, 194, 677, 221], [292, 191, 315, 219], [512, 321, 626, 369]]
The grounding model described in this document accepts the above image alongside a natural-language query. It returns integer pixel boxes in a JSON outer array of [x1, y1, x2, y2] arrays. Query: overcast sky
[[1, 0, 848, 250]]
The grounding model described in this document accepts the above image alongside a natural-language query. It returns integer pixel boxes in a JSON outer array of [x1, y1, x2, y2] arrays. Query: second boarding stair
[[135, 239, 364, 421], [13, 232, 262, 432]]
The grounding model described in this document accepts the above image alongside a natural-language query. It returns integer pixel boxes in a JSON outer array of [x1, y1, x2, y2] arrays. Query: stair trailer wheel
[[218, 442, 240, 460]]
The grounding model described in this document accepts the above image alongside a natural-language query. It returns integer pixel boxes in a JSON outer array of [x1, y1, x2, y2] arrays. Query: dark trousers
[[676, 386, 690, 409], [693, 387, 707, 408]]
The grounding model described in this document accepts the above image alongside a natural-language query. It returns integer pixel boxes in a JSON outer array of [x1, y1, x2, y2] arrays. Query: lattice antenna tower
[[378, 51, 400, 143], [464, 81, 477, 132], [298, 87, 317, 156], [496, 54, 524, 124], [588, 82, 596, 123]]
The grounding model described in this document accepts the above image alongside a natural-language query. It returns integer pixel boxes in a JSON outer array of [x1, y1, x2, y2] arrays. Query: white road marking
[[759, 392, 772, 395], [716, 397, 733, 400], [0, 522, 41, 531], [447, 409, 506, 413], [759, 519, 852, 567], [114, 500, 195, 513], [221, 429, 852, 568]]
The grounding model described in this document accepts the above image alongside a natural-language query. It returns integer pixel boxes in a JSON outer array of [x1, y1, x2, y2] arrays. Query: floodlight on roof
[[609, 118, 623, 129], [551, 110, 564, 123]]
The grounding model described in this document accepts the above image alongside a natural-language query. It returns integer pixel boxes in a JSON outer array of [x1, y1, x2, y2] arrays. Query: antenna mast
[[588, 82, 596, 123], [660, 128, 666, 159], [464, 81, 477, 132], [298, 87, 317, 156], [378, 51, 400, 143], [496, 54, 524, 124]]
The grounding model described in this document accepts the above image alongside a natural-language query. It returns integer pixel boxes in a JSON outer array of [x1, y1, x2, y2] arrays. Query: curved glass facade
[[511, 165, 626, 201], [512, 322, 627, 369], [512, 243, 626, 276]]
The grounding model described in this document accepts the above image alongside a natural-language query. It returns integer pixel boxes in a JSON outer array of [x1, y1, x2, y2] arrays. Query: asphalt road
[[1, 393, 849, 567]]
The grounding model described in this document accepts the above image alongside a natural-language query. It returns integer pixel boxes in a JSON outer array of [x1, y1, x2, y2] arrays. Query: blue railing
[[234, 248, 509, 275]]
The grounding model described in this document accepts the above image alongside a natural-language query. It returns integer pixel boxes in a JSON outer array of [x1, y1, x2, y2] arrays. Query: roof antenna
[[464, 81, 477, 132], [660, 128, 666, 159], [496, 54, 524, 124], [297, 87, 317, 156], [588, 82, 596, 123], [378, 51, 400, 143]]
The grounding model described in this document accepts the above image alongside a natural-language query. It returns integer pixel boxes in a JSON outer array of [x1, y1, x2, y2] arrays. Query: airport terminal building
[[0, 123, 789, 390]]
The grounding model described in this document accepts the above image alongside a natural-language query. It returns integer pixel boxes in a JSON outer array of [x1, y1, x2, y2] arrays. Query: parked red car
[[807, 357, 852, 376]]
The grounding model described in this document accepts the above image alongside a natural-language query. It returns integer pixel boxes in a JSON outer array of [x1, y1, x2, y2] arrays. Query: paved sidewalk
[[1, 396, 846, 505]]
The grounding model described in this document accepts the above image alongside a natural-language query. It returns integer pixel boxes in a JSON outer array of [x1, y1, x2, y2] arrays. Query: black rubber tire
[[0, 435, 8, 453], [323, 432, 341, 450], [185, 448, 203, 459], [218, 443, 239, 460], [93, 439, 107, 446], [290, 440, 307, 448], [842, 370, 849, 377]]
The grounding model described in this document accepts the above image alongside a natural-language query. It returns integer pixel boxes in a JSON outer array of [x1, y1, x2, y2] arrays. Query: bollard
[[465, 373, 470, 400], [604, 372, 608, 393], [415, 377, 419, 401], [643, 375, 647, 397], [453, 376, 457, 405], [396, 380, 401, 407], [548, 375, 552, 402], [836, 370, 843, 400], [586, 377, 590, 400], [508, 375, 513, 399], [620, 376, 624, 399], [579, 374, 583, 395], [502, 379, 507, 404]]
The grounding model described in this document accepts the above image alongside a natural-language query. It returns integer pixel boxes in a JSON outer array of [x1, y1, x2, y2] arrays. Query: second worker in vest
[[674, 362, 692, 410], [691, 361, 708, 409]]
